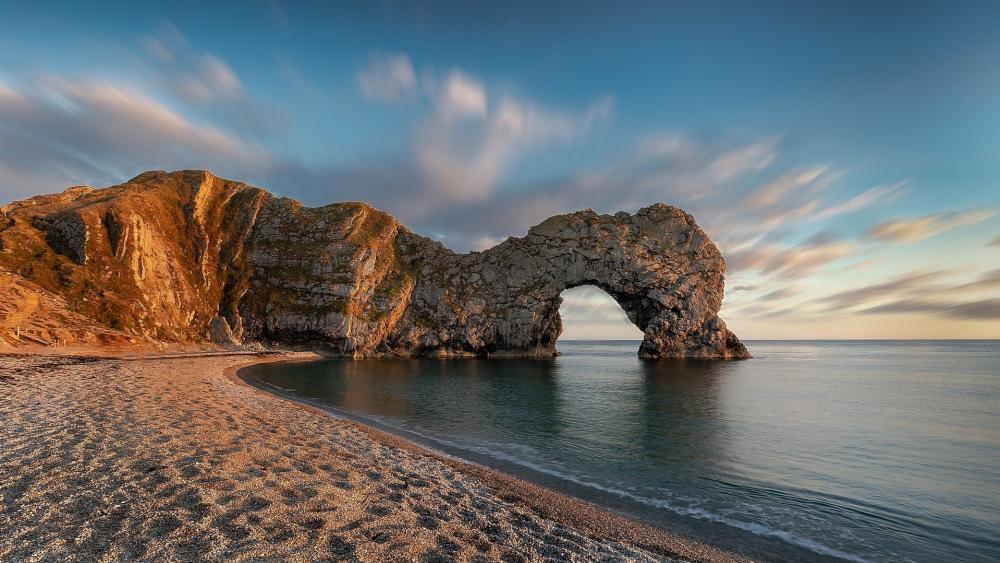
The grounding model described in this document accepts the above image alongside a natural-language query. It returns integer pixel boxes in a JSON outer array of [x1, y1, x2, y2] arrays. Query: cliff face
[[0, 170, 749, 359]]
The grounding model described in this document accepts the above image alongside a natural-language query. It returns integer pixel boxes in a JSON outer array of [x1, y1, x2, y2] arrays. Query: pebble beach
[[0, 352, 742, 562]]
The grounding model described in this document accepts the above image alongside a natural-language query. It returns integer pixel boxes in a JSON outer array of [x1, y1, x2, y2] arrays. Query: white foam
[[390, 431, 872, 563], [259, 387, 871, 562]]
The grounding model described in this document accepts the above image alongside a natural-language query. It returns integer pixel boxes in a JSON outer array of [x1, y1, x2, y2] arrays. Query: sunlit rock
[[0, 170, 749, 358]]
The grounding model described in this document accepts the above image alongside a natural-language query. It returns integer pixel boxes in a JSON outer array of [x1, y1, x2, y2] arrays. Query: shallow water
[[241, 341, 1000, 562]]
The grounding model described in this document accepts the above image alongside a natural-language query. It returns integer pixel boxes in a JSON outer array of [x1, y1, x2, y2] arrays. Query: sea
[[240, 340, 1000, 562]]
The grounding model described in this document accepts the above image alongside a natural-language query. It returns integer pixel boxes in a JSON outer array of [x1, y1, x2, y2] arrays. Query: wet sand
[[0, 352, 746, 562]]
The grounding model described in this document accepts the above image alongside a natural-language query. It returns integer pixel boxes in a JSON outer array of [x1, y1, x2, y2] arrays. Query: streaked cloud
[[805, 268, 1000, 322], [760, 285, 802, 302], [728, 266, 1000, 324], [352, 60, 614, 215], [743, 166, 829, 208], [357, 52, 418, 103], [988, 235, 1000, 247], [435, 71, 487, 118], [636, 134, 698, 161], [0, 76, 268, 198], [709, 136, 780, 182], [409, 131, 895, 257], [819, 270, 944, 310], [947, 269, 1000, 293], [143, 27, 241, 100], [862, 298, 1000, 320], [811, 182, 906, 221], [559, 285, 643, 339], [944, 299, 1000, 320], [275, 56, 325, 103], [866, 209, 996, 243], [175, 54, 244, 103], [725, 235, 854, 281], [416, 90, 612, 206], [142, 24, 285, 136]]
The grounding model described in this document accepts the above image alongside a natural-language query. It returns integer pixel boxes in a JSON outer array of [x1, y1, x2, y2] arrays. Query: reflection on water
[[242, 341, 1000, 562], [334, 359, 564, 440], [638, 361, 729, 464]]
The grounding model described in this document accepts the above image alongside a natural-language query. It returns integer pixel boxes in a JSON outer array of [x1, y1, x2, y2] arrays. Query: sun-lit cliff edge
[[0, 170, 749, 359]]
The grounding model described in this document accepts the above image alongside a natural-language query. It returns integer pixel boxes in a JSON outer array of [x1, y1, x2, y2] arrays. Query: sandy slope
[[0, 352, 744, 562]]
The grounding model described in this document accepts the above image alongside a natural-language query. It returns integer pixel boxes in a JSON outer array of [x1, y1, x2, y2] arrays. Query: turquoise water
[[241, 341, 1000, 562]]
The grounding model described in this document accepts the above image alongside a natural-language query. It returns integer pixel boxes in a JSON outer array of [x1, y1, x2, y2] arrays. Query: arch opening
[[557, 285, 644, 345]]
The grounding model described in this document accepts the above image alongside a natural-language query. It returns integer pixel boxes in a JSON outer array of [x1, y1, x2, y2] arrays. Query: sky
[[1, 0, 999, 339]]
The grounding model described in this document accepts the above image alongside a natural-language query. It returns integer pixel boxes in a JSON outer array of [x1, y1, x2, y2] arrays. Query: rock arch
[[389, 204, 751, 359]]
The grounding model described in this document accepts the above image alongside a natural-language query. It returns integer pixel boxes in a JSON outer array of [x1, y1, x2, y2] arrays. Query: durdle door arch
[[386, 204, 751, 359]]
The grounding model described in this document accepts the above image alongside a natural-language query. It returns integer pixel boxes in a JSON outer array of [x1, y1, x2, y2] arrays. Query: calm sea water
[[241, 341, 1000, 562]]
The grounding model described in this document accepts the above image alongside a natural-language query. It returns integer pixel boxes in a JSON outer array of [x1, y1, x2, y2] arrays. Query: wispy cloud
[[728, 266, 1000, 323], [743, 166, 829, 208], [819, 270, 944, 310], [811, 181, 906, 221], [988, 235, 1000, 247], [724, 234, 855, 281], [866, 209, 996, 243], [0, 76, 268, 198], [560, 286, 630, 321], [403, 128, 897, 255], [142, 24, 285, 136], [803, 268, 1000, 322], [357, 52, 418, 103], [944, 299, 1000, 320], [559, 286, 643, 338], [143, 26, 239, 101], [274, 56, 325, 102], [709, 136, 780, 182], [349, 59, 613, 218], [862, 298, 1000, 320], [948, 269, 1000, 293], [433, 70, 487, 118], [418, 77, 611, 206], [760, 285, 802, 301]]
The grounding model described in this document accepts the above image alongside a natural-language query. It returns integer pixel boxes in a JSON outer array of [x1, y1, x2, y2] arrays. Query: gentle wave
[[355, 413, 870, 563]]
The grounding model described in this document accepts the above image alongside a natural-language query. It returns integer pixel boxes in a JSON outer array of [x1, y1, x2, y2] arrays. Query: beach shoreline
[[0, 348, 746, 562], [229, 357, 746, 562]]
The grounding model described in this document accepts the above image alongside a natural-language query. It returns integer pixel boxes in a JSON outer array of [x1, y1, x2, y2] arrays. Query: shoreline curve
[[229, 355, 747, 563]]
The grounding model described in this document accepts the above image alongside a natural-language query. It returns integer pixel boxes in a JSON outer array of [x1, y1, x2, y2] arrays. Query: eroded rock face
[[388, 206, 749, 359], [0, 170, 749, 358]]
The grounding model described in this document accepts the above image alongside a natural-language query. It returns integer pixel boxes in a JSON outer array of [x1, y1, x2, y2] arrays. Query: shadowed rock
[[32, 211, 89, 265], [0, 170, 749, 359], [391, 206, 749, 359]]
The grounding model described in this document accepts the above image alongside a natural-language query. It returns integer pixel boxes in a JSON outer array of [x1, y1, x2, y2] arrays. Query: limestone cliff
[[0, 170, 750, 359]]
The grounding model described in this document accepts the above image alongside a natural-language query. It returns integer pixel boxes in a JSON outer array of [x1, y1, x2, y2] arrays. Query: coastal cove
[[0, 351, 738, 562], [241, 340, 1000, 563]]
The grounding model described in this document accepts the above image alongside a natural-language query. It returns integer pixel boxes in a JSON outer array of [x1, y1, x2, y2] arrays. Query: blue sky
[[1, 0, 998, 338]]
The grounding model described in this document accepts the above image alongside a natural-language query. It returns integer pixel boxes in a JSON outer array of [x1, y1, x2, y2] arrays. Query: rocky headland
[[0, 170, 749, 359]]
